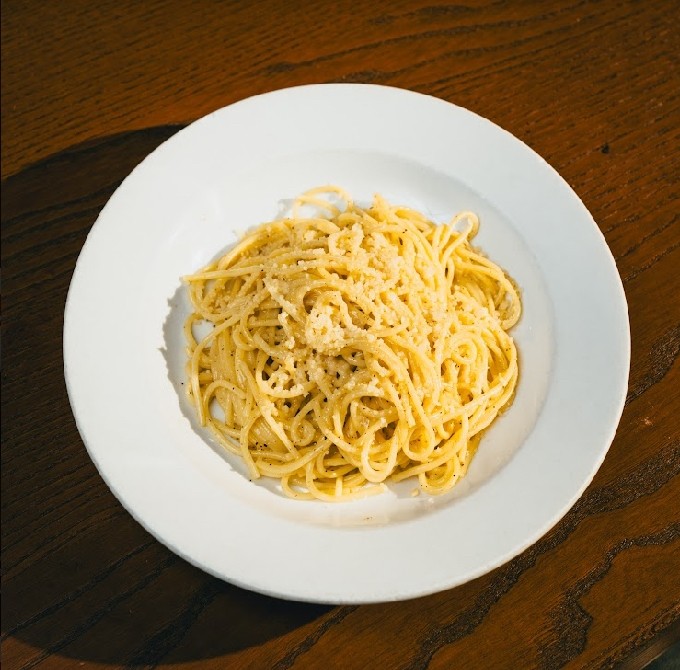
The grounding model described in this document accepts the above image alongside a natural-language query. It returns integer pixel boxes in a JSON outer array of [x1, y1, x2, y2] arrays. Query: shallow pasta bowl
[[64, 84, 630, 603]]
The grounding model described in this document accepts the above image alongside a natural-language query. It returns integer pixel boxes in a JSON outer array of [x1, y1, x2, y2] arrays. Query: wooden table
[[2, 1, 679, 668]]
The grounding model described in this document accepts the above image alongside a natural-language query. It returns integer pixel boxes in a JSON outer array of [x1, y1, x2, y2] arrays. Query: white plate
[[64, 84, 630, 603]]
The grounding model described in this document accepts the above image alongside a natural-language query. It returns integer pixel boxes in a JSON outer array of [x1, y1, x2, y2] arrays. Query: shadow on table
[[3, 527, 332, 665], [1, 127, 333, 666]]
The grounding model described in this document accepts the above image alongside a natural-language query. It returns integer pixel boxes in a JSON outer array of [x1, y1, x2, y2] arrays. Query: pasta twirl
[[183, 187, 521, 501]]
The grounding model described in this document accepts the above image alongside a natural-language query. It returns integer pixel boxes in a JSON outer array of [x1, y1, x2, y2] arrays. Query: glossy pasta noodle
[[183, 187, 520, 501]]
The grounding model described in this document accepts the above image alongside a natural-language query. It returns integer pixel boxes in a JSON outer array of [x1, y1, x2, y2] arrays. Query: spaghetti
[[184, 187, 520, 500]]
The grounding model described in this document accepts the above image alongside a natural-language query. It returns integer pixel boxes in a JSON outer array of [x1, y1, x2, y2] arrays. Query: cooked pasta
[[184, 186, 520, 500]]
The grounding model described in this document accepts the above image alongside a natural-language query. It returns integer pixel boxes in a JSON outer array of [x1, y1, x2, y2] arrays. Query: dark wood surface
[[2, 1, 679, 668]]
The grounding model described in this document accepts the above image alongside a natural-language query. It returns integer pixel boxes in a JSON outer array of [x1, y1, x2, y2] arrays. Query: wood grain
[[2, 1, 679, 668]]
